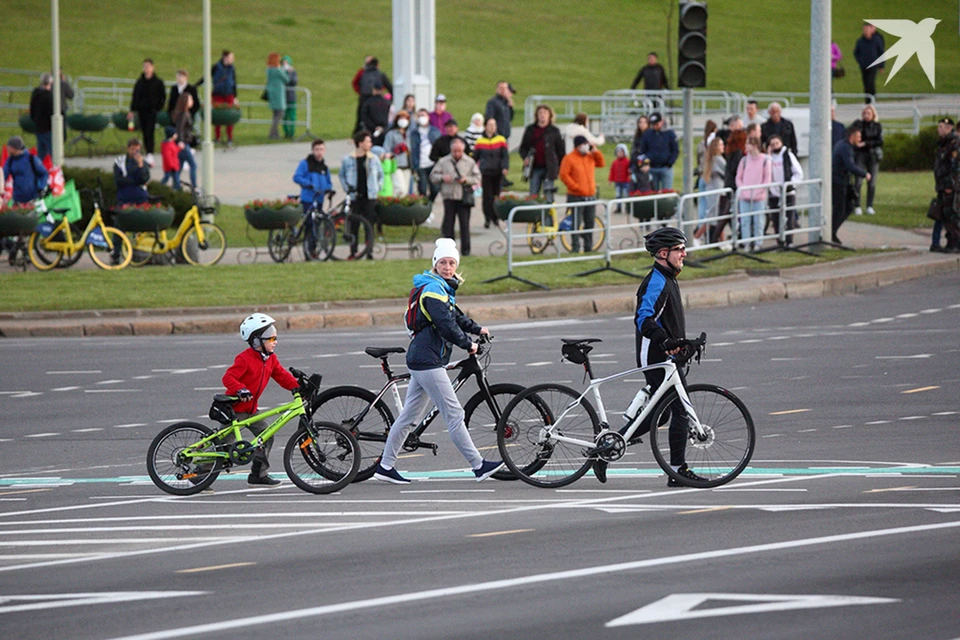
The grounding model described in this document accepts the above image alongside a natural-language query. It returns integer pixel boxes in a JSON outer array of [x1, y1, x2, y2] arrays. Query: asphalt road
[[1, 273, 958, 640]]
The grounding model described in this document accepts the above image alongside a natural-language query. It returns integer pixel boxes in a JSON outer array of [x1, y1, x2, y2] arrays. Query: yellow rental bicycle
[[28, 184, 132, 271], [128, 185, 226, 266]]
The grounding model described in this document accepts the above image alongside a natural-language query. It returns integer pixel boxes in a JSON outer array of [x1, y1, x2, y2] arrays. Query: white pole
[[51, 0, 63, 167], [809, 0, 831, 244], [201, 0, 214, 197]]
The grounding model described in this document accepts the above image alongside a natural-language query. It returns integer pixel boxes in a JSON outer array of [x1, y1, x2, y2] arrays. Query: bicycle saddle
[[560, 338, 602, 346], [364, 346, 406, 359]]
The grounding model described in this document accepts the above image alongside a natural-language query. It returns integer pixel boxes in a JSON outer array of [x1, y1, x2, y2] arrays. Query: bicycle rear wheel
[[497, 383, 600, 488], [305, 216, 336, 261], [88, 226, 132, 269], [648, 383, 756, 488], [129, 232, 160, 266], [181, 223, 226, 266], [267, 226, 294, 263], [526, 211, 555, 255], [559, 214, 606, 253], [27, 231, 62, 270], [331, 213, 374, 261], [283, 421, 361, 494], [146, 422, 223, 495], [311, 385, 395, 482], [464, 383, 525, 481]]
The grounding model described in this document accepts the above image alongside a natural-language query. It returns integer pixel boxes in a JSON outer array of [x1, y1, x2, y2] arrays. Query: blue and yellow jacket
[[407, 270, 481, 371]]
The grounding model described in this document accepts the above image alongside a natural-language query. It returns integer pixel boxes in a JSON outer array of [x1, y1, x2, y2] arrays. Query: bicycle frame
[[136, 205, 205, 253], [39, 205, 117, 255]]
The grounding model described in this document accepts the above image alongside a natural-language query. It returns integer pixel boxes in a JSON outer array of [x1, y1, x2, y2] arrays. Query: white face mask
[[417, 116, 429, 127], [578, 144, 590, 155], [397, 118, 409, 129]]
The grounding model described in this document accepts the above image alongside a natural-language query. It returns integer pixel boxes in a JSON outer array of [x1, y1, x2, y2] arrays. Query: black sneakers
[[247, 474, 282, 486], [373, 464, 411, 484], [593, 460, 608, 484], [473, 460, 505, 482], [667, 464, 705, 487]]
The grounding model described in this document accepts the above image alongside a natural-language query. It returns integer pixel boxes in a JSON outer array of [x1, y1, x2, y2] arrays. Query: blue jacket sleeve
[[292, 159, 311, 189], [33, 156, 49, 193], [422, 294, 473, 350], [636, 271, 668, 343]]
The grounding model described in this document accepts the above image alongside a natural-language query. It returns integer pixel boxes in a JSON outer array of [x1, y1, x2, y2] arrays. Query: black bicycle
[[311, 335, 530, 482], [267, 191, 374, 262]]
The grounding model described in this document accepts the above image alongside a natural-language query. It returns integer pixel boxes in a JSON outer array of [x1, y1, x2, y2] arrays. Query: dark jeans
[[441, 199, 472, 256], [854, 153, 879, 208], [767, 193, 797, 244], [416, 167, 439, 202], [831, 181, 851, 241], [481, 173, 502, 225], [529, 167, 556, 202], [351, 197, 376, 257], [138, 109, 157, 154], [36, 131, 52, 161], [860, 67, 878, 101], [566, 195, 596, 252]]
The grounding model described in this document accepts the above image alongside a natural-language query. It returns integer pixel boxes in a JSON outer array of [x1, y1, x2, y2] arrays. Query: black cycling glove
[[237, 388, 253, 402], [661, 337, 682, 352]]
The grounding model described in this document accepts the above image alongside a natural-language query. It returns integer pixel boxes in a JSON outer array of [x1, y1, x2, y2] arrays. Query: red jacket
[[609, 156, 631, 183], [161, 140, 180, 173], [222, 348, 298, 414]]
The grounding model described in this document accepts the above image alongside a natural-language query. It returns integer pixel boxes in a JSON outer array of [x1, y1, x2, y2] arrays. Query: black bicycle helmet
[[644, 227, 687, 256]]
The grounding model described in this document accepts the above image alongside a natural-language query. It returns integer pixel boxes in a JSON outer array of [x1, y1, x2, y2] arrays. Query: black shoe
[[593, 460, 608, 484], [501, 179, 514, 188], [930, 244, 945, 253], [667, 464, 705, 487], [247, 474, 282, 486]]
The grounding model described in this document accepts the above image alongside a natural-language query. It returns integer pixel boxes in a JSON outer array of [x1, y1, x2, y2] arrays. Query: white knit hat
[[432, 238, 460, 267]]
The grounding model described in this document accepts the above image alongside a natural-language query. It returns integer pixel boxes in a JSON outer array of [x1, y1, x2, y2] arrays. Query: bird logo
[[866, 18, 940, 88]]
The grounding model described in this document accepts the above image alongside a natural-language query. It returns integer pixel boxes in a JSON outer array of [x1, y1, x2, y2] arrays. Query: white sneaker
[[144, 153, 155, 167], [853, 206, 863, 216], [692, 236, 703, 248], [866, 206, 876, 215]]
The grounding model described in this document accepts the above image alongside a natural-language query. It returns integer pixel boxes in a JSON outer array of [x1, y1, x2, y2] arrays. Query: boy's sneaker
[[853, 206, 863, 216], [866, 206, 876, 215], [248, 474, 282, 486], [473, 460, 504, 482], [374, 464, 411, 484], [144, 153, 155, 168], [667, 464, 705, 487]]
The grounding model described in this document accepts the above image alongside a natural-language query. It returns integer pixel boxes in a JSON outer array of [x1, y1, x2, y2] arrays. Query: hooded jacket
[[293, 154, 333, 206], [222, 347, 299, 414], [406, 270, 481, 371]]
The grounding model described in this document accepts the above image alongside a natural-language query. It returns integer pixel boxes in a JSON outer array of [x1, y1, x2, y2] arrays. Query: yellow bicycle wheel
[[559, 214, 606, 253], [129, 232, 161, 267], [87, 227, 132, 270], [526, 210, 556, 255], [181, 222, 226, 266], [27, 232, 62, 270]]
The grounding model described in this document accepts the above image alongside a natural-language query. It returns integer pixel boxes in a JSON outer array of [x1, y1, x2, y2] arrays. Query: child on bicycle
[[374, 238, 504, 484], [222, 313, 299, 486]]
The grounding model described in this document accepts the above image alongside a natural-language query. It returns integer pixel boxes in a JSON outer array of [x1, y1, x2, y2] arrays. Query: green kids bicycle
[[146, 367, 361, 495]]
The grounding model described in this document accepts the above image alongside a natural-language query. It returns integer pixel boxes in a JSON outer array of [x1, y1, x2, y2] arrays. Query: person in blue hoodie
[[292, 138, 333, 259], [374, 238, 504, 485]]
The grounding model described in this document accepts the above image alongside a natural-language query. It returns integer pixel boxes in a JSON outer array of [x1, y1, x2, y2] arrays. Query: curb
[[2, 251, 957, 338]]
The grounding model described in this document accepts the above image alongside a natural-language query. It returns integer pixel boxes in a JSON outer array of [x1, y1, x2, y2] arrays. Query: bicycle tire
[[146, 422, 223, 496], [648, 383, 756, 488], [88, 226, 132, 270], [559, 214, 606, 253], [305, 216, 336, 261], [497, 383, 600, 488], [463, 383, 526, 481], [129, 232, 160, 266], [267, 226, 294, 263], [27, 231, 62, 270], [29, 223, 84, 269], [311, 385, 395, 482], [283, 421, 361, 494], [331, 213, 374, 261], [181, 223, 226, 266], [526, 210, 555, 255]]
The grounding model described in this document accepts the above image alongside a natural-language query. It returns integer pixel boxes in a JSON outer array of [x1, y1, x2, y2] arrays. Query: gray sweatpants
[[380, 367, 483, 471], [234, 412, 272, 478]]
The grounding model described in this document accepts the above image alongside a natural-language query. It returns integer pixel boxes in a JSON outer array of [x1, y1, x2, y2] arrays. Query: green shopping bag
[[43, 179, 82, 223]]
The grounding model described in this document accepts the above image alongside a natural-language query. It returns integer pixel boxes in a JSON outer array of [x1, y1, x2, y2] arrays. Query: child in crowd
[[609, 143, 632, 212], [160, 126, 181, 190], [372, 145, 395, 198], [632, 156, 653, 193], [222, 313, 299, 486]]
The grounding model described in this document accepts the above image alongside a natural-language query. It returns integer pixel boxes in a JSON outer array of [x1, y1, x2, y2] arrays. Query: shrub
[[880, 126, 939, 172], [62, 167, 194, 225]]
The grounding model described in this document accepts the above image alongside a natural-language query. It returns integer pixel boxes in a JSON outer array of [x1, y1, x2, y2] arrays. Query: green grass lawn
[[5, 0, 959, 140]]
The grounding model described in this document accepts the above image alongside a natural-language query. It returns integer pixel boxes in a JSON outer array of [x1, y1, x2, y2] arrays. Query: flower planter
[[113, 206, 175, 232], [494, 199, 547, 224], [18, 113, 36, 134], [244, 206, 301, 230], [376, 203, 431, 226], [67, 113, 110, 133], [0, 210, 40, 236], [157, 111, 172, 128], [210, 108, 241, 126], [630, 194, 678, 222]]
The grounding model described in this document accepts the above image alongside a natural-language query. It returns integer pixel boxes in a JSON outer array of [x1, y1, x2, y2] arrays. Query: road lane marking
[[72, 428, 103, 433], [114, 423, 147, 429], [0, 488, 51, 496], [902, 386, 940, 394], [468, 529, 534, 538], [769, 409, 811, 415], [51, 386, 81, 392], [864, 486, 917, 493], [177, 562, 256, 574], [678, 506, 731, 515], [46, 370, 102, 375], [875, 354, 931, 359], [84, 389, 141, 394], [25, 433, 58, 438], [102, 519, 960, 640]]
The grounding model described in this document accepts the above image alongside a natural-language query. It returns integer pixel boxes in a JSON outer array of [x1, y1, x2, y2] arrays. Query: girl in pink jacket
[[735, 135, 771, 251]]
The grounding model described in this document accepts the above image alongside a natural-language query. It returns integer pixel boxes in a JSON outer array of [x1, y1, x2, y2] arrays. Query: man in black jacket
[[831, 126, 870, 244], [429, 120, 464, 163], [630, 52, 669, 91], [128, 59, 166, 164], [166, 69, 200, 122], [29, 73, 54, 162], [760, 103, 798, 156], [484, 81, 515, 140], [932, 118, 960, 252], [854, 23, 885, 102]]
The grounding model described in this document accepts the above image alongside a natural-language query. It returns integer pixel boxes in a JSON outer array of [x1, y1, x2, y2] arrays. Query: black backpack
[[403, 284, 428, 338]]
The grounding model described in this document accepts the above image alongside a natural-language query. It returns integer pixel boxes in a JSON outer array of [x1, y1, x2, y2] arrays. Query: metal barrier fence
[[483, 179, 824, 289]]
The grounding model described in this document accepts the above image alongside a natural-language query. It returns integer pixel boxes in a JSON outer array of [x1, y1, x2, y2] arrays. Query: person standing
[[630, 52, 669, 91], [359, 82, 391, 147], [559, 135, 605, 253], [564, 112, 605, 155], [373, 239, 503, 485], [2, 136, 47, 204], [932, 118, 960, 253], [293, 138, 333, 259], [165, 69, 200, 124], [29, 73, 54, 163], [854, 22, 885, 102], [429, 94, 453, 131], [127, 59, 165, 166], [639, 112, 678, 191], [172, 93, 198, 189], [281, 56, 298, 139], [629, 115, 650, 177], [265, 53, 288, 140], [113, 137, 150, 205], [593, 227, 702, 486], [519, 104, 565, 203], [462, 112, 485, 152], [383, 111, 412, 196], [735, 135, 771, 251], [696, 137, 726, 244], [484, 81, 515, 140], [211, 50, 238, 146], [851, 104, 883, 215], [744, 100, 765, 127], [340, 130, 383, 259], [429, 119, 463, 164], [766, 134, 803, 244], [831, 126, 870, 245], [760, 103, 798, 156], [409, 108, 441, 201], [473, 117, 510, 228], [431, 137, 480, 256], [831, 104, 846, 148], [355, 57, 392, 134]]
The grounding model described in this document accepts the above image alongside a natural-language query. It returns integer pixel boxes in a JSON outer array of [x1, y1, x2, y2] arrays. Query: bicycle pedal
[[430, 444, 439, 456]]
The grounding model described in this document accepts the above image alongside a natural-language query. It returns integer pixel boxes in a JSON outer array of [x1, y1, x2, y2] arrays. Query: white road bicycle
[[495, 333, 756, 488]]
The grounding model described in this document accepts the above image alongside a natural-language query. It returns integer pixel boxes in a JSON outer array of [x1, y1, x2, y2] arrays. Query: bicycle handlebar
[[671, 332, 707, 367]]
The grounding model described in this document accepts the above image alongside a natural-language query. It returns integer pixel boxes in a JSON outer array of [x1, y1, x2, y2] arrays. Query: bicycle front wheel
[[559, 214, 606, 253], [27, 231, 62, 270], [129, 232, 160, 266], [464, 383, 525, 481], [648, 383, 756, 488], [146, 422, 223, 496], [526, 211, 555, 255], [311, 385, 395, 482], [331, 213, 374, 261], [182, 223, 226, 266], [88, 226, 132, 269], [305, 216, 336, 261], [284, 421, 361, 494], [497, 383, 600, 488], [267, 226, 294, 263]]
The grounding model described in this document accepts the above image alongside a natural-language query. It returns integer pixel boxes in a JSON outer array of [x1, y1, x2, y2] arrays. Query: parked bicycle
[[128, 183, 226, 266], [267, 191, 335, 263], [311, 334, 528, 482], [496, 334, 756, 488], [28, 181, 132, 271], [526, 189, 606, 254], [146, 367, 361, 495]]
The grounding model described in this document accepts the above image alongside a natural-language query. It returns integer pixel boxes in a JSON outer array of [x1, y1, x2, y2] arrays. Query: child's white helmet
[[239, 313, 276, 343]]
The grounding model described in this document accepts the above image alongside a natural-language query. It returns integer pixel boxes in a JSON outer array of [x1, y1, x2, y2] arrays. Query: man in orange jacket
[[559, 135, 606, 252]]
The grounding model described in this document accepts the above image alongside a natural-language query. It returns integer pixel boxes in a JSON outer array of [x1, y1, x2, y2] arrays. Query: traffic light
[[678, 1, 707, 88]]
